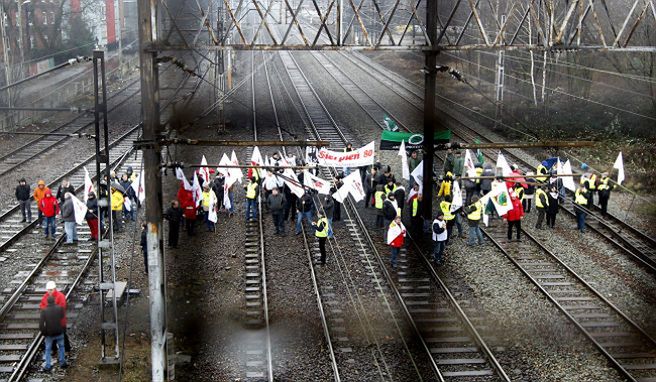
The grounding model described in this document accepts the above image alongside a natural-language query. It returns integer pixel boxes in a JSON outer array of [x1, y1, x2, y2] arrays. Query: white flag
[[398, 140, 410, 180], [333, 170, 365, 203], [303, 171, 331, 195], [230, 150, 244, 184], [464, 149, 477, 177], [124, 197, 132, 212], [175, 167, 192, 191], [560, 160, 577, 191], [83, 167, 95, 203], [251, 146, 264, 165], [482, 211, 489, 227], [386, 221, 405, 245], [71, 194, 88, 225], [131, 172, 146, 203], [490, 182, 513, 216], [223, 184, 232, 211], [192, 172, 202, 207], [497, 152, 513, 177], [199, 155, 210, 182], [613, 152, 625, 185], [451, 181, 463, 212], [218, 153, 231, 177], [283, 169, 305, 198], [208, 190, 218, 223], [411, 160, 423, 187]]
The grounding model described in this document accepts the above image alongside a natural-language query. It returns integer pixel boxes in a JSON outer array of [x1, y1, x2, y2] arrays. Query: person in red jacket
[[177, 183, 197, 236], [39, 191, 60, 239], [503, 191, 525, 242], [386, 216, 406, 269], [39, 280, 69, 354]]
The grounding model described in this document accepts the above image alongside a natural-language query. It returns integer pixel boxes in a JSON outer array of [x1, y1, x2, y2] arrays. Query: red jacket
[[388, 223, 406, 248], [177, 185, 197, 220], [39, 193, 60, 217], [39, 290, 67, 327], [503, 198, 525, 222]]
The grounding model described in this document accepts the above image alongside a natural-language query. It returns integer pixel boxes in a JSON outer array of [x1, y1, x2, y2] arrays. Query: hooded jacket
[[15, 183, 31, 201], [33, 181, 50, 204], [61, 197, 76, 223], [39, 192, 59, 217]]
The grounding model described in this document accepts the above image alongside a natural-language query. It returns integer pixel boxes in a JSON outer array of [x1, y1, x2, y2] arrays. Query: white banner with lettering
[[317, 141, 375, 168]]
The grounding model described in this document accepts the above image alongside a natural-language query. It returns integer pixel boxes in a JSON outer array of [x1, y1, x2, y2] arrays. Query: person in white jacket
[[432, 213, 448, 265]]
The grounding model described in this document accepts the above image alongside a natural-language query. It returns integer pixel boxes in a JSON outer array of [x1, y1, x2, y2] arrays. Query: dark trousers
[[576, 209, 586, 232], [19, 200, 32, 221], [546, 212, 557, 228], [365, 190, 374, 208], [535, 209, 546, 229], [411, 215, 423, 238], [112, 210, 121, 231], [375, 211, 384, 228], [318, 237, 327, 264], [168, 222, 180, 247], [185, 219, 196, 236], [445, 219, 455, 246], [599, 192, 609, 216], [523, 198, 532, 213], [507, 220, 521, 240], [334, 202, 341, 221], [433, 240, 446, 263], [272, 212, 284, 233], [143, 248, 148, 273]]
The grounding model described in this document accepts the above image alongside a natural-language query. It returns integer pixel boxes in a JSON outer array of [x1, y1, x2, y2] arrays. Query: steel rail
[[480, 226, 656, 382], [0, 77, 140, 172], [261, 49, 340, 380], [3, 63, 196, 380], [251, 49, 274, 382], [278, 49, 442, 381], [343, 52, 656, 272], [5, 147, 135, 382]]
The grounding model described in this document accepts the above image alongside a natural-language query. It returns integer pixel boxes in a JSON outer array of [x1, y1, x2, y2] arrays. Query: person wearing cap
[[15, 178, 32, 223], [39, 190, 59, 239], [39, 295, 67, 372], [39, 281, 68, 358], [111, 187, 125, 232], [431, 213, 448, 265], [33, 180, 50, 222]]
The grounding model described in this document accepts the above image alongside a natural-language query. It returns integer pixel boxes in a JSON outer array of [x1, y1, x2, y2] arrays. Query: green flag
[[380, 130, 452, 151]]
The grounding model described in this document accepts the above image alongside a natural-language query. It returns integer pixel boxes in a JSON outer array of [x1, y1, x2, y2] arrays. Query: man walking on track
[[313, 211, 329, 265], [39, 296, 67, 372]]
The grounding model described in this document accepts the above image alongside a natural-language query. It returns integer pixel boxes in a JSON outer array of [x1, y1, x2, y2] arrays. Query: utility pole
[[117, 0, 123, 79], [421, 0, 437, 221], [136, 0, 167, 378], [493, 14, 506, 129], [0, 1, 13, 130]]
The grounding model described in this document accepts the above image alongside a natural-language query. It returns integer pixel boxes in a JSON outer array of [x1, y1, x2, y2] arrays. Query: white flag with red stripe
[[303, 171, 331, 195], [71, 194, 88, 225], [83, 167, 95, 203]]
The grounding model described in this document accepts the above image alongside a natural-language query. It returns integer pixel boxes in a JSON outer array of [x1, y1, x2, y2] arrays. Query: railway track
[[0, 77, 141, 178], [340, 52, 656, 273], [483, 224, 656, 382], [278, 48, 514, 381], [0, 140, 143, 381], [0, 60, 202, 380]]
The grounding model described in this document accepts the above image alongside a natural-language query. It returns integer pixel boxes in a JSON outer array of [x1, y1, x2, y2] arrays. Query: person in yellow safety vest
[[439, 195, 456, 246], [384, 180, 397, 195], [110, 188, 125, 233], [312, 211, 329, 265], [244, 177, 259, 222], [474, 164, 484, 190], [574, 185, 589, 233], [534, 186, 549, 229], [374, 185, 386, 228], [437, 172, 453, 198], [201, 185, 217, 232], [597, 172, 613, 217], [464, 196, 484, 246], [536, 164, 548, 183], [408, 184, 422, 237], [513, 183, 525, 202]]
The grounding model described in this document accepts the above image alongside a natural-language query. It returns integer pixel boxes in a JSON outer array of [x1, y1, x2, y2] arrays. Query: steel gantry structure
[[135, 0, 655, 378]]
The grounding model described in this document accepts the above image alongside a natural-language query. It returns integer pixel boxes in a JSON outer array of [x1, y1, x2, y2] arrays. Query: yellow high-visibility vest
[[588, 174, 597, 190], [575, 189, 588, 206], [535, 189, 549, 208], [598, 177, 610, 191], [315, 218, 329, 238], [467, 201, 483, 221], [246, 182, 258, 199], [411, 198, 419, 217], [475, 167, 483, 184], [440, 201, 455, 220], [202, 191, 211, 208], [514, 186, 525, 201], [111, 191, 124, 211], [384, 184, 397, 195], [374, 191, 385, 209], [536, 164, 548, 182]]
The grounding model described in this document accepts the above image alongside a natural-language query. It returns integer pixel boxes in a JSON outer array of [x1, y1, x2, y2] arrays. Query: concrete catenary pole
[[421, 0, 437, 221], [136, 0, 168, 379]]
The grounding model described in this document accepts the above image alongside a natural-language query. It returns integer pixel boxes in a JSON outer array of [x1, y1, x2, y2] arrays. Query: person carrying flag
[[387, 216, 406, 269]]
